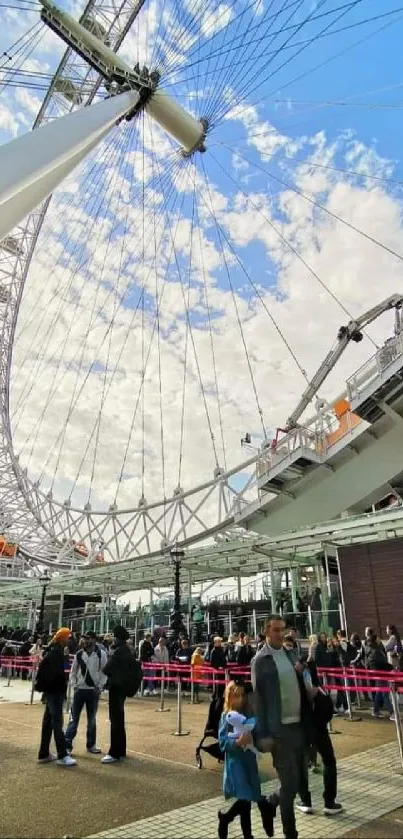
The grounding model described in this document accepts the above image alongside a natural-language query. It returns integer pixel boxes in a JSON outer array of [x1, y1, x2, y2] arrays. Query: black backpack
[[124, 656, 142, 697]]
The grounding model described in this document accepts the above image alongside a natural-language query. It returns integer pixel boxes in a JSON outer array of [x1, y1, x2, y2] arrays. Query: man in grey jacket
[[251, 615, 312, 839]]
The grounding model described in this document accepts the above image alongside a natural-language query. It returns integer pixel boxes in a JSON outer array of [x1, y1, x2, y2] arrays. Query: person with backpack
[[295, 654, 343, 817], [101, 625, 141, 764], [65, 631, 107, 756], [36, 627, 77, 767]]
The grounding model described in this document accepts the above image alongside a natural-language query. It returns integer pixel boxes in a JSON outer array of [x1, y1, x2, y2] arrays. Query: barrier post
[[7, 661, 12, 686], [172, 677, 190, 736], [343, 667, 361, 722], [352, 666, 362, 709], [322, 672, 341, 735], [307, 606, 313, 636], [391, 683, 403, 770], [156, 667, 170, 713], [30, 660, 37, 705], [190, 668, 195, 704]]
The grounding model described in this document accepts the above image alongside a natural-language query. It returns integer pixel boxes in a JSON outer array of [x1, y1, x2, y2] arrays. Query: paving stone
[[88, 742, 403, 838]]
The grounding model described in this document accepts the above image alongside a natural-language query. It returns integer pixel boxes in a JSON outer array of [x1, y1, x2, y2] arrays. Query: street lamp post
[[169, 546, 185, 639], [36, 569, 50, 634]]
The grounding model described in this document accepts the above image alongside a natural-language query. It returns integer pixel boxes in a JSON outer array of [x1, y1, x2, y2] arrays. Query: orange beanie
[[52, 627, 71, 644]]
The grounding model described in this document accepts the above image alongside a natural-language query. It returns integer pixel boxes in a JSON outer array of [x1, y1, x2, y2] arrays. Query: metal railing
[[347, 332, 403, 403]]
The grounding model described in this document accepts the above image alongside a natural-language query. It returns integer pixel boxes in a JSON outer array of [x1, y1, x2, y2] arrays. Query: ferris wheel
[[0, 0, 403, 569]]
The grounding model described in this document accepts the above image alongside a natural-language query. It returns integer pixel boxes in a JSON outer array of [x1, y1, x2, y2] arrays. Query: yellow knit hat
[[52, 627, 71, 644]]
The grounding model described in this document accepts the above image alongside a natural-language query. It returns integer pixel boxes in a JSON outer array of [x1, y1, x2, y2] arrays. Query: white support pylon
[[0, 90, 139, 243]]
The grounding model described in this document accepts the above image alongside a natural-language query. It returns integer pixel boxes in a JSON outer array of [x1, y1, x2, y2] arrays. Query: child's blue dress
[[218, 712, 262, 802]]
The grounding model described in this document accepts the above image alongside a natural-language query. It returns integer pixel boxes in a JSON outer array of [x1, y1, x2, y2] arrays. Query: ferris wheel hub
[[39, 0, 207, 155]]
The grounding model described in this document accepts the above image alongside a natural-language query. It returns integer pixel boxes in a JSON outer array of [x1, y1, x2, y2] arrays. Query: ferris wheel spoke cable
[[38, 151, 185, 493], [12, 129, 122, 368], [166, 5, 403, 94], [212, 147, 378, 351], [227, 4, 403, 125], [161, 0, 230, 76], [113, 166, 191, 507], [202, 0, 264, 122], [176, 180, 196, 489], [15, 139, 181, 411], [194, 195, 228, 472], [149, 150, 221, 476], [208, 0, 313, 125], [0, 22, 45, 92], [83, 123, 145, 506], [200, 157, 268, 439], [163, 0, 332, 85], [211, 0, 362, 127], [18, 121, 139, 466], [198, 156, 309, 389], [162, 164, 221, 472], [44, 151, 186, 499], [149, 121, 168, 519], [232, 146, 403, 267], [12, 127, 125, 410], [45, 151, 184, 496], [0, 20, 41, 72], [12, 124, 134, 429], [163, 0, 292, 79]]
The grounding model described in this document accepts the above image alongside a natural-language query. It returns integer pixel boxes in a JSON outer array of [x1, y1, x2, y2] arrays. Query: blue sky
[[1, 0, 403, 544]]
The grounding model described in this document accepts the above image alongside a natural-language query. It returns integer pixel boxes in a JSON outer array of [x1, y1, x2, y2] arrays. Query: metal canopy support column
[[237, 574, 242, 602], [100, 588, 106, 635], [290, 567, 298, 613], [269, 558, 276, 612], [187, 570, 192, 637], [58, 593, 64, 628], [324, 545, 332, 596], [149, 588, 154, 634]]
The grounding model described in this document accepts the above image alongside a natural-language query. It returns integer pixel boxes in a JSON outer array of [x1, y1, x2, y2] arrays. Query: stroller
[[196, 693, 224, 769]]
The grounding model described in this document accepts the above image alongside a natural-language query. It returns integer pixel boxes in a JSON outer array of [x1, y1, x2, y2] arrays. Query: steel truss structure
[[0, 505, 402, 605], [0, 1, 402, 575]]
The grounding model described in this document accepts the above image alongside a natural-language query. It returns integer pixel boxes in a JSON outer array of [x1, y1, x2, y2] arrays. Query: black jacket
[[139, 639, 154, 663], [103, 640, 134, 690], [210, 647, 227, 670], [38, 643, 68, 695]]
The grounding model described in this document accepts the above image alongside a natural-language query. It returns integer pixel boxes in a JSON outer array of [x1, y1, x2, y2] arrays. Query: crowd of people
[[1, 618, 403, 839]]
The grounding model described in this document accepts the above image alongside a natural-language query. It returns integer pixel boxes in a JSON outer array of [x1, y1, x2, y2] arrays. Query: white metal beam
[[0, 90, 138, 242]]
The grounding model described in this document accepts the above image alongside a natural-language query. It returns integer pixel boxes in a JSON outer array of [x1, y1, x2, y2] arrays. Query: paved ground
[[0, 678, 402, 838], [89, 743, 403, 839]]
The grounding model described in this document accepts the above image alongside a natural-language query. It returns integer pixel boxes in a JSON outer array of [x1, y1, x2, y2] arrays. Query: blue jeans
[[374, 681, 393, 715], [65, 688, 99, 750], [38, 692, 67, 760]]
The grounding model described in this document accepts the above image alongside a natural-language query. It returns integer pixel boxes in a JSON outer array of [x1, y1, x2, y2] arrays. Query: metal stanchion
[[391, 683, 403, 771], [353, 666, 361, 709], [30, 661, 37, 705], [172, 678, 190, 736], [7, 662, 12, 687], [343, 667, 361, 722], [156, 667, 170, 712], [323, 672, 341, 735], [190, 670, 195, 704]]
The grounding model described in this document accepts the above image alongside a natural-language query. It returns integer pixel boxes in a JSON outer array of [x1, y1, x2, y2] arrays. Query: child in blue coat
[[218, 681, 277, 839]]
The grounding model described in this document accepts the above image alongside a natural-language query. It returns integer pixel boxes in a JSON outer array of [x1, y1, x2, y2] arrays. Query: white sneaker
[[296, 803, 313, 814], [56, 755, 77, 767], [101, 754, 120, 764], [87, 746, 102, 754], [38, 753, 57, 764], [152, 689, 158, 696], [143, 689, 150, 696]]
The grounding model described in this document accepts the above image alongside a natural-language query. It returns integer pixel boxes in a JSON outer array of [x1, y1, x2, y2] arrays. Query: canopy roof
[[0, 506, 402, 605]]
